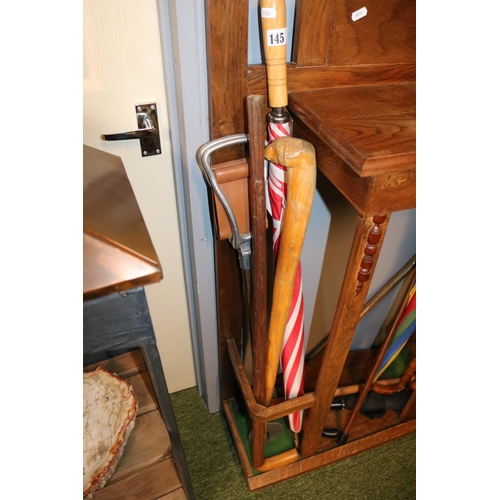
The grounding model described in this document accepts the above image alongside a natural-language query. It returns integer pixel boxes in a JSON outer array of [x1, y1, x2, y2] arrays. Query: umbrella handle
[[263, 136, 316, 406], [261, 0, 288, 109]]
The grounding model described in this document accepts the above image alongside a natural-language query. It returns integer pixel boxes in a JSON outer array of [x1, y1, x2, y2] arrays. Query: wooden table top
[[288, 83, 416, 178], [83, 145, 162, 301]]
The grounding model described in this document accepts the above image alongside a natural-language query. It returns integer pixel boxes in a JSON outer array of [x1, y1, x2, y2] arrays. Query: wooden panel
[[367, 168, 416, 214], [214, 240, 245, 401], [288, 83, 416, 177], [205, 0, 248, 159], [305, 348, 378, 392], [205, 0, 250, 401], [93, 459, 182, 500], [292, 0, 335, 66], [328, 0, 416, 66], [248, 62, 416, 97], [107, 410, 172, 483]]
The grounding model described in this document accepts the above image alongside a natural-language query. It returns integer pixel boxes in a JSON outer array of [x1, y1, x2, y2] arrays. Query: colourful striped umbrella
[[374, 285, 416, 381], [266, 119, 305, 433]]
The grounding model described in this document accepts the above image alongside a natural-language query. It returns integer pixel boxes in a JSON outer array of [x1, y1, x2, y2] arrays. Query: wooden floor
[[84, 350, 187, 500]]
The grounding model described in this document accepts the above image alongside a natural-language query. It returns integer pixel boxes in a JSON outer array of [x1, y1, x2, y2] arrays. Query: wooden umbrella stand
[[198, 93, 416, 491], [222, 266, 416, 490], [197, 85, 416, 491]]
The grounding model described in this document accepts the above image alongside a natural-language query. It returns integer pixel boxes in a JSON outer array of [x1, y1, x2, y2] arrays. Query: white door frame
[[156, 0, 220, 412]]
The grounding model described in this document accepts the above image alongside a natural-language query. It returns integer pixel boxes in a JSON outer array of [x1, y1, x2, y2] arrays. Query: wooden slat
[[224, 397, 414, 491], [93, 459, 182, 500], [84, 349, 145, 377], [157, 488, 188, 500], [305, 348, 378, 392], [400, 390, 416, 422], [292, 0, 335, 66], [300, 214, 391, 458], [84, 351, 187, 499], [107, 410, 172, 484], [127, 371, 159, 416], [246, 420, 415, 491], [248, 62, 416, 97], [222, 401, 254, 479], [84, 350, 158, 417], [227, 338, 315, 422]]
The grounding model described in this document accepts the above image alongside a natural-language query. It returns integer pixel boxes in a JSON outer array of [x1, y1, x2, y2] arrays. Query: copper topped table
[[83, 145, 194, 499]]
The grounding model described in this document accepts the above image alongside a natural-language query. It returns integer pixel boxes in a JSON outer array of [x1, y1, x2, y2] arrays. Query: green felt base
[[229, 400, 298, 474]]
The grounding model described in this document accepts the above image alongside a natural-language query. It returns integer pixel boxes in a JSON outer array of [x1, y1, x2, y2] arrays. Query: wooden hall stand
[[204, 0, 415, 490], [83, 145, 195, 500]]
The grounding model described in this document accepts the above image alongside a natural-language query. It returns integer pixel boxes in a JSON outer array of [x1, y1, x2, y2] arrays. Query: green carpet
[[171, 388, 416, 499]]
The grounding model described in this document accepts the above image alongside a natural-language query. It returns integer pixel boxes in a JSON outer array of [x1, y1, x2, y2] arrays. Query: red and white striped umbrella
[[266, 120, 305, 433]]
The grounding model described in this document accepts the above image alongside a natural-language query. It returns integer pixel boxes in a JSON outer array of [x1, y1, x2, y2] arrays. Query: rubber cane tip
[[337, 432, 349, 446]]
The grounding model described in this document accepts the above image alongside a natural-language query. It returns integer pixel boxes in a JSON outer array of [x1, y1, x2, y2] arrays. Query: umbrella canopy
[[374, 285, 416, 381], [266, 119, 305, 433]]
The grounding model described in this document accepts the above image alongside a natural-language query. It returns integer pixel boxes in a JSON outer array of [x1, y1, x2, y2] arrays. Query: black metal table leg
[[142, 342, 195, 500]]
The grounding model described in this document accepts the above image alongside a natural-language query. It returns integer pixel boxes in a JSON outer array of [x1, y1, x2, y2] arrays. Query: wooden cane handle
[[264, 137, 316, 405], [260, 0, 288, 108]]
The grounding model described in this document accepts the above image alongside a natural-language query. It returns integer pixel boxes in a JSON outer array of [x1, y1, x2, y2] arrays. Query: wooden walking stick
[[246, 95, 269, 469], [247, 96, 303, 472], [251, 136, 315, 472], [264, 137, 316, 406]]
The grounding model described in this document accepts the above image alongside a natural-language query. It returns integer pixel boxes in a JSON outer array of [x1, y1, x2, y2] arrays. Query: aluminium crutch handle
[[196, 134, 252, 270]]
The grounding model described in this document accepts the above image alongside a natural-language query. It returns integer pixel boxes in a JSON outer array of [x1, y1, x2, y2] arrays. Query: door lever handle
[[100, 103, 161, 157], [101, 114, 156, 141]]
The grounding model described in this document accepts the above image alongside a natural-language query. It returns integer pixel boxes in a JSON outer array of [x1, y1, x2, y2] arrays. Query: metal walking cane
[[260, 0, 306, 436], [196, 133, 254, 362]]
